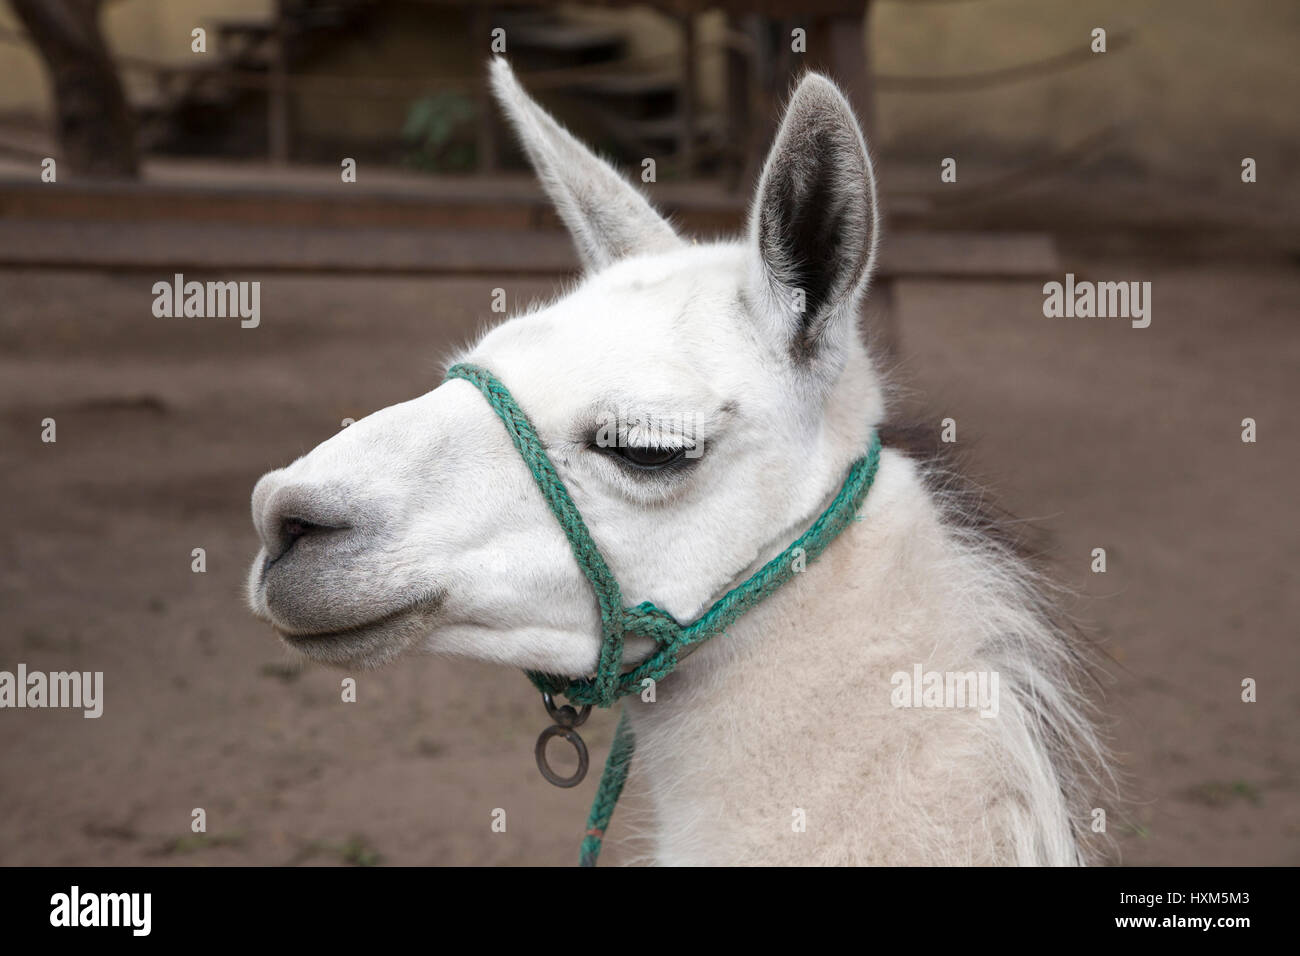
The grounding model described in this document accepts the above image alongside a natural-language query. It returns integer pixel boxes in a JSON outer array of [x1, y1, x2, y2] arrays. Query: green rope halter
[[445, 362, 882, 866]]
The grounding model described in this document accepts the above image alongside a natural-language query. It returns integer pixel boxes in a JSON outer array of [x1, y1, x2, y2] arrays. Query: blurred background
[[0, 0, 1296, 865]]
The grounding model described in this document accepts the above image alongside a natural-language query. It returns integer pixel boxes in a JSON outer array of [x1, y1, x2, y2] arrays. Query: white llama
[[247, 59, 1109, 866]]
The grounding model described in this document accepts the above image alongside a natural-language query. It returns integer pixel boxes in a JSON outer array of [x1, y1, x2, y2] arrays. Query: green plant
[[401, 91, 476, 172]]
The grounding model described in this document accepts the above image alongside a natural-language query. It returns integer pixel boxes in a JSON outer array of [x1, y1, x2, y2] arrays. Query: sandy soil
[[1, 254, 1296, 866]]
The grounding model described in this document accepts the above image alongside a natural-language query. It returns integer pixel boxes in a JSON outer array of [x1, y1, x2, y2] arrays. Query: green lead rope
[[579, 709, 635, 867], [445, 362, 882, 866]]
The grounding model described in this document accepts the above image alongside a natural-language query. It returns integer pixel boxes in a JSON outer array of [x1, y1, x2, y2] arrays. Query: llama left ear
[[489, 57, 683, 272], [748, 73, 878, 365]]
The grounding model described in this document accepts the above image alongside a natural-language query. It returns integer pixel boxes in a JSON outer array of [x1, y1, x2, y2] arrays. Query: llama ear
[[488, 57, 683, 271], [747, 72, 878, 364]]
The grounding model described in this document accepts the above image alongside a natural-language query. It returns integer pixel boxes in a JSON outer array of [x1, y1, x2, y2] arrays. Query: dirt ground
[[1, 246, 1296, 865]]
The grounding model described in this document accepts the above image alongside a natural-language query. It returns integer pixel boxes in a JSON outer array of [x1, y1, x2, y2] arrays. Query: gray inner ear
[[489, 58, 682, 271], [753, 75, 877, 357]]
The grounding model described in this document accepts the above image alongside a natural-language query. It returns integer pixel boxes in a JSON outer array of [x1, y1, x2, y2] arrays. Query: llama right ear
[[747, 73, 879, 366], [488, 58, 682, 272]]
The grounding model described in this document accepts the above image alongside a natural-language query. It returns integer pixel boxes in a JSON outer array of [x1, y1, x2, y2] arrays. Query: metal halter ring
[[535, 693, 592, 788], [541, 692, 591, 729], [535, 725, 590, 788]]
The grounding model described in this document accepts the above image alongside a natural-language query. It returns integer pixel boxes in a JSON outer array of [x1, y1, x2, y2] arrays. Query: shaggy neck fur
[[624, 436, 1097, 865], [614, 358, 1100, 865]]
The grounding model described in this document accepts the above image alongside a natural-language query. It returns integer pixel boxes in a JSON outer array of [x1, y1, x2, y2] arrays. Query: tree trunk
[[9, 0, 139, 178]]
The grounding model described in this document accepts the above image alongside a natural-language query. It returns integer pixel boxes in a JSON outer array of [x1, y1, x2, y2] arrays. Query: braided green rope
[[445, 362, 882, 866], [445, 362, 629, 704], [579, 709, 635, 867]]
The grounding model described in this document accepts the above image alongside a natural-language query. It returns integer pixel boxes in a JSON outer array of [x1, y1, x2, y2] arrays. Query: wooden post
[[737, 14, 773, 190], [826, 5, 874, 143], [799, 5, 875, 143], [679, 12, 696, 177], [723, 13, 751, 190], [473, 5, 498, 172], [268, 0, 289, 165]]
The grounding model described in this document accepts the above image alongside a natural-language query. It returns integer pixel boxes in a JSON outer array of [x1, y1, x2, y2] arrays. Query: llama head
[[247, 59, 883, 672]]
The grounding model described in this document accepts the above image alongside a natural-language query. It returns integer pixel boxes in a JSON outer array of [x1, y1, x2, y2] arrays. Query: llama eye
[[585, 425, 702, 474], [616, 445, 685, 468]]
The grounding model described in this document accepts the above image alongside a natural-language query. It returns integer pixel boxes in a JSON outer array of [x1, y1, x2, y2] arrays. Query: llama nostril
[[252, 474, 359, 565], [282, 517, 312, 542], [275, 516, 329, 561], [263, 515, 332, 567]]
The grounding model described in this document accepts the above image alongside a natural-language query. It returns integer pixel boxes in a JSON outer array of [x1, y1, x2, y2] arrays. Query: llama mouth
[[271, 593, 442, 666]]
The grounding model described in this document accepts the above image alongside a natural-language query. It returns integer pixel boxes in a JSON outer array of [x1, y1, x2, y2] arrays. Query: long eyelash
[[585, 440, 699, 475]]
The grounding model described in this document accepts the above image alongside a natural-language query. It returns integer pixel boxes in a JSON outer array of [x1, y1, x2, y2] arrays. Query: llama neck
[[619, 447, 1071, 865], [620, 445, 923, 864]]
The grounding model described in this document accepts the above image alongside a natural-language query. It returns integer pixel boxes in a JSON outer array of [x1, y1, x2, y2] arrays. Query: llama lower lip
[[270, 593, 442, 665], [274, 603, 428, 641]]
